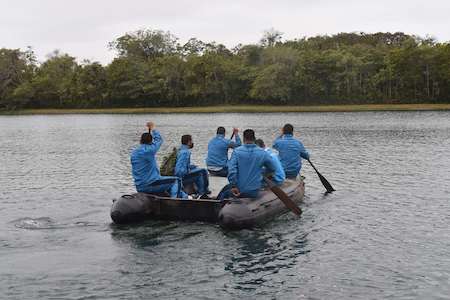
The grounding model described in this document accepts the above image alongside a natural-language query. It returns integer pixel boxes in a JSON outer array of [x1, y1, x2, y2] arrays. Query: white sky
[[1, 0, 449, 64]]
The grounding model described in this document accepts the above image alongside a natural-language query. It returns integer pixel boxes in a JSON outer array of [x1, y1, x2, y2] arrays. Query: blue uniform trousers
[[182, 168, 210, 195], [137, 176, 187, 199]]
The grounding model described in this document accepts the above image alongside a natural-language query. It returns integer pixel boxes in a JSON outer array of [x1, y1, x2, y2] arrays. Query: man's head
[[243, 129, 256, 144], [282, 123, 294, 135], [181, 134, 194, 148], [217, 127, 226, 135], [140, 132, 153, 144], [255, 139, 265, 148]]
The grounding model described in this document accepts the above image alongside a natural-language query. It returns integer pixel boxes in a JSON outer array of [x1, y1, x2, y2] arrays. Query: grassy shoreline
[[2, 104, 450, 115]]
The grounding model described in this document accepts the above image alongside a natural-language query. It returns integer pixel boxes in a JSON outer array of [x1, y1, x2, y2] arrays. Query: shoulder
[[275, 138, 288, 146], [284, 136, 300, 145], [266, 149, 276, 156], [140, 144, 150, 151], [261, 148, 271, 156], [233, 145, 248, 154], [131, 146, 140, 155], [178, 148, 189, 156], [294, 138, 303, 145], [234, 145, 245, 151], [253, 146, 267, 156]]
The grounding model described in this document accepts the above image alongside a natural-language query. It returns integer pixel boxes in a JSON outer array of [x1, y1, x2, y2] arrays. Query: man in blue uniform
[[255, 139, 285, 185], [226, 129, 277, 198], [205, 127, 241, 177], [175, 134, 210, 197], [130, 122, 186, 198], [273, 123, 310, 179]]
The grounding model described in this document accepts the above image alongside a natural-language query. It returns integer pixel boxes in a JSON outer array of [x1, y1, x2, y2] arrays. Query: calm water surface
[[1, 112, 449, 299]]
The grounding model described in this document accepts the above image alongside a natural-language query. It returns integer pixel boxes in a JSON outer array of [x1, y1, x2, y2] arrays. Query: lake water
[[1, 111, 449, 299]]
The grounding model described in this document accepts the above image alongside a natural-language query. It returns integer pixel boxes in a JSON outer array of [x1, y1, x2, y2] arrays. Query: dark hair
[[181, 134, 192, 145], [283, 124, 294, 135], [140, 132, 153, 144], [217, 127, 226, 135], [243, 129, 256, 142], [255, 139, 265, 148]]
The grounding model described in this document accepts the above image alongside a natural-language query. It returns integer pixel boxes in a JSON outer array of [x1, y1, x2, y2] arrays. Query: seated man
[[205, 127, 241, 177], [255, 139, 285, 185], [221, 129, 277, 199], [130, 122, 187, 198], [175, 135, 210, 197], [273, 123, 310, 179]]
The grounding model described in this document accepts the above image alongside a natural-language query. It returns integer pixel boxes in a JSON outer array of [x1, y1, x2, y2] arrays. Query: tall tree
[[109, 29, 179, 61]]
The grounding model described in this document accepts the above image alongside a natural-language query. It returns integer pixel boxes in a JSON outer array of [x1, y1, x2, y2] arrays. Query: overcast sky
[[1, 0, 449, 64]]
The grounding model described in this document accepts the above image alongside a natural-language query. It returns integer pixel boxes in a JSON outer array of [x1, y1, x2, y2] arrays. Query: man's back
[[206, 134, 241, 167], [228, 144, 275, 196], [175, 144, 191, 178], [130, 130, 162, 188], [273, 134, 309, 178]]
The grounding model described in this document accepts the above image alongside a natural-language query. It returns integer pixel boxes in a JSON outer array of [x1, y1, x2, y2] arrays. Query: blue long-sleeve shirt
[[206, 134, 241, 168], [175, 144, 192, 178], [264, 148, 286, 185], [130, 130, 163, 189], [273, 134, 309, 178], [228, 144, 276, 195]]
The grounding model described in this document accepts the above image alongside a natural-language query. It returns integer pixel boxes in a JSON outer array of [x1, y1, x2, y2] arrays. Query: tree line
[[1, 29, 450, 110]]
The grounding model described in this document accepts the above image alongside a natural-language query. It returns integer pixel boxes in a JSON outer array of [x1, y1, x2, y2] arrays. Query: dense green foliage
[[1, 29, 450, 110]]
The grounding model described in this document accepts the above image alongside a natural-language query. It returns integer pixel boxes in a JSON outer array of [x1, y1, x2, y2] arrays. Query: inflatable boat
[[110, 178, 304, 229]]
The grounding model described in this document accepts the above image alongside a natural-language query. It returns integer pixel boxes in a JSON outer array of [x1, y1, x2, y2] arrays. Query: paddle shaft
[[263, 176, 302, 216], [307, 159, 320, 173]]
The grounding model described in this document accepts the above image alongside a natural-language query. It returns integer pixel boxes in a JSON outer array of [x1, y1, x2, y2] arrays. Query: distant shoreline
[[1, 104, 450, 115]]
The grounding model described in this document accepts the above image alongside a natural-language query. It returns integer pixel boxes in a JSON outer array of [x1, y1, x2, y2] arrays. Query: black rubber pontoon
[[110, 179, 305, 229]]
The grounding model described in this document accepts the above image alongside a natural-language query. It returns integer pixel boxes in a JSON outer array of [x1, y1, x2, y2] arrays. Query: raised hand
[[146, 122, 155, 132]]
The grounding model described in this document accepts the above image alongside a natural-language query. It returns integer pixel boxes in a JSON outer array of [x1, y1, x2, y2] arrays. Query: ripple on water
[[11, 217, 56, 230], [10, 217, 100, 231]]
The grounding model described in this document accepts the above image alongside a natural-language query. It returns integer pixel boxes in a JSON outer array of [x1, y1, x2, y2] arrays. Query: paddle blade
[[307, 159, 335, 193], [264, 177, 302, 216], [317, 172, 335, 193]]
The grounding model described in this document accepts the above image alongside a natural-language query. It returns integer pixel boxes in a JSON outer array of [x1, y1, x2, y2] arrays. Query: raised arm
[[151, 130, 163, 152], [298, 141, 310, 160], [141, 130, 163, 154], [233, 134, 242, 147], [228, 128, 242, 148], [143, 122, 163, 153], [272, 136, 282, 150]]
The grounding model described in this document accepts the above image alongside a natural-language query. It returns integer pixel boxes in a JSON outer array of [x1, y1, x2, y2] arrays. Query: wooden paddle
[[307, 159, 335, 193], [263, 176, 302, 216]]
